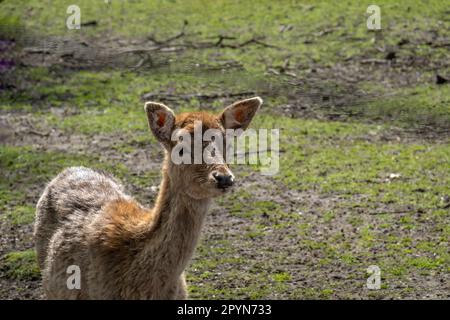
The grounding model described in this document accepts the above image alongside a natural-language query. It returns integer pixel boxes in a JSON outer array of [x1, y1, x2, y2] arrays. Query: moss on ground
[[0, 250, 40, 281]]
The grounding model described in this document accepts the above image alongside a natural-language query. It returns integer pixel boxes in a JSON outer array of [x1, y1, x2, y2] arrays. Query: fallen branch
[[80, 20, 98, 27], [215, 35, 237, 46], [147, 20, 188, 45], [360, 58, 389, 64], [116, 46, 161, 55], [366, 209, 424, 215], [27, 129, 50, 137], [23, 47, 53, 54], [142, 91, 262, 102], [218, 37, 280, 49], [147, 31, 185, 45]]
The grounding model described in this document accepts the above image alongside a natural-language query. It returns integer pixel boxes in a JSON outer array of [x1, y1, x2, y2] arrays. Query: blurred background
[[0, 0, 449, 299]]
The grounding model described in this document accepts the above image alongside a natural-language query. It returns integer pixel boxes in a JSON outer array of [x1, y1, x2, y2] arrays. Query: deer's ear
[[220, 97, 263, 130], [144, 102, 176, 147]]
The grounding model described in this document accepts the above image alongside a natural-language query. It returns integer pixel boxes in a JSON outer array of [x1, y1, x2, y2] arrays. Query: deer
[[34, 97, 262, 299]]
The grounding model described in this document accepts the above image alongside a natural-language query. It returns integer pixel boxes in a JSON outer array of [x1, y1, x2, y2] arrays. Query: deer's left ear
[[220, 97, 263, 130]]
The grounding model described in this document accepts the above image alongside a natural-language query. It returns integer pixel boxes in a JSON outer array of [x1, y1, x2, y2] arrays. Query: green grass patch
[[2, 0, 448, 70], [360, 84, 450, 130], [3, 205, 35, 225], [271, 272, 291, 282], [0, 250, 40, 281]]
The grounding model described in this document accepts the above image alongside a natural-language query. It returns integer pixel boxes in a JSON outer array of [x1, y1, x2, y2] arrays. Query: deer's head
[[145, 97, 262, 199]]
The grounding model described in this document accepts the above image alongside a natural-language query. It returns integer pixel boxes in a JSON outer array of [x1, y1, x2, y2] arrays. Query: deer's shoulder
[[88, 198, 155, 250]]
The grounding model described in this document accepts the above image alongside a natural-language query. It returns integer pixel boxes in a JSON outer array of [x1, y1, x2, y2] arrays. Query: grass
[[271, 272, 291, 282], [2, 0, 448, 69], [357, 84, 450, 130], [0, 250, 40, 281], [271, 115, 450, 209], [2, 0, 449, 132], [0, 0, 449, 299], [2, 205, 35, 225]]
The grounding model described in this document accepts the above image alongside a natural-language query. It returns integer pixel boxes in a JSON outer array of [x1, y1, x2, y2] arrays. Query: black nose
[[213, 173, 234, 189]]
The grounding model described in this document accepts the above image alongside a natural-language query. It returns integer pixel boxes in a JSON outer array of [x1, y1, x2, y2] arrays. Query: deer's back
[[34, 166, 127, 297]]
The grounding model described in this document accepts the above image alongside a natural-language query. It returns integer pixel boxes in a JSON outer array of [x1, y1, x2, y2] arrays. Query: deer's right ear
[[144, 102, 176, 147]]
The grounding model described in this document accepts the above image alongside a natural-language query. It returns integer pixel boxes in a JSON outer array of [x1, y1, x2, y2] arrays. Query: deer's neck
[[142, 159, 211, 278]]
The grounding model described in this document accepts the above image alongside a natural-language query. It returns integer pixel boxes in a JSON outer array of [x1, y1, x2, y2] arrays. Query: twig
[[431, 42, 450, 48], [27, 129, 50, 137], [218, 37, 280, 49], [116, 46, 160, 55], [142, 91, 262, 102], [366, 210, 415, 215], [147, 31, 185, 45], [80, 20, 97, 27], [313, 28, 336, 37], [215, 35, 237, 46], [23, 47, 52, 54], [360, 58, 389, 64], [147, 20, 188, 45]]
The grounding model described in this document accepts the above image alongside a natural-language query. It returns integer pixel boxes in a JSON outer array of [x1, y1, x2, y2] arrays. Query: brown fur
[[34, 97, 262, 299], [93, 199, 154, 249]]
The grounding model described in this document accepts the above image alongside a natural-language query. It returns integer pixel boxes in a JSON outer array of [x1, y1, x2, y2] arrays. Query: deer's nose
[[213, 172, 234, 189]]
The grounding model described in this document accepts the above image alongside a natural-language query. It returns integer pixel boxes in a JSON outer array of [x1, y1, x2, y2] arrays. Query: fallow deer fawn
[[34, 97, 262, 299]]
